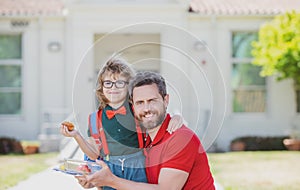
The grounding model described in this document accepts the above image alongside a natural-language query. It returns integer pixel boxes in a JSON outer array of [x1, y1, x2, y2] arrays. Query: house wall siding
[[0, 1, 297, 151], [189, 15, 296, 150]]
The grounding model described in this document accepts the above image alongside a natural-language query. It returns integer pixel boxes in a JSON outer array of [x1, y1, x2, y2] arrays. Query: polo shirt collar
[[145, 114, 171, 147]]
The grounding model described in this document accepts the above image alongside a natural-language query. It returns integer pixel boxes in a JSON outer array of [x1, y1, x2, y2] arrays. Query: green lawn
[[1, 151, 299, 190], [208, 151, 300, 190], [0, 152, 58, 190]]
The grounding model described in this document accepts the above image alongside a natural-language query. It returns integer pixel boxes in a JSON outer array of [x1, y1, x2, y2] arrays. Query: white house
[[1, 0, 300, 152]]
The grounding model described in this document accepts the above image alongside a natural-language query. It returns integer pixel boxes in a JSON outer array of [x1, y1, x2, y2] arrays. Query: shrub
[[0, 137, 24, 154], [230, 136, 289, 151]]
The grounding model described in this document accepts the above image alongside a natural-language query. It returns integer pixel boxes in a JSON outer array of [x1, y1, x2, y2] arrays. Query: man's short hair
[[129, 71, 167, 100]]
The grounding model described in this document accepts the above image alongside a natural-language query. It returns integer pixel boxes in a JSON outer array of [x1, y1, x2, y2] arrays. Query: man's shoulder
[[176, 125, 197, 136], [172, 125, 200, 143]]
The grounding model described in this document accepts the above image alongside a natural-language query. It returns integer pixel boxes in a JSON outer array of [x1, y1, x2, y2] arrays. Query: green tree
[[251, 11, 300, 112]]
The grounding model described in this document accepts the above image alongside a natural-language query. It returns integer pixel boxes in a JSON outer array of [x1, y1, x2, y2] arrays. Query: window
[[0, 34, 22, 115], [231, 32, 266, 113]]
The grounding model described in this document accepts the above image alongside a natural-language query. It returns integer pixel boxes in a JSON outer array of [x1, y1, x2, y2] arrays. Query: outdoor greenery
[[252, 11, 300, 82], [1, 151, 299, 190], [0, 152, 58, 190], [230, 136, 288, 151], [251, 11, 300, 112], [209, 151, 300, 190]]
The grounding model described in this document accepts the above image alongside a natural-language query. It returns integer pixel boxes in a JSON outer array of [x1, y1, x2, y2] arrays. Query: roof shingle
[[1, 0, 299, 17], [0, 0, 64, 17], [189, 0, 300, 16]]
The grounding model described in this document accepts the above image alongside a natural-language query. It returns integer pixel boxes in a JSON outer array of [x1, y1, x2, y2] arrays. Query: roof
[[189, 0, 300, 16], [1, 0, 300, 17], [0, 0, 65, 17]]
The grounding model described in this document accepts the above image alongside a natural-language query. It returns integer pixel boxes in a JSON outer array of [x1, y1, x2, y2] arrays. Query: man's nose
[[142, 102, 151, 111]]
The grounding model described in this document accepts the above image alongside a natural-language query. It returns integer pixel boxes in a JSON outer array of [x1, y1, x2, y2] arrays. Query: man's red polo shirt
[[144, 114, 215, 190]]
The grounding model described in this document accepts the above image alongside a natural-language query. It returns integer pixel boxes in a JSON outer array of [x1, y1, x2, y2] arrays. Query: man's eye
[[135, 101, 142, 105], [149, 99, 157, 103]]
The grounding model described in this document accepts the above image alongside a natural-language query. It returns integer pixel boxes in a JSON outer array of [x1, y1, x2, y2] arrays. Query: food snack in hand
[[77, 164, 91, 173], [54, 159, 101, 175], [62, 121, 74, 131], [59, 163, 66, 171]]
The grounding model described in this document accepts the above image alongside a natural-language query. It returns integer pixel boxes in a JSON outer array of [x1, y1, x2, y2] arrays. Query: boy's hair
[[96, 57, 135, 109], [128, 71, 167, 101]]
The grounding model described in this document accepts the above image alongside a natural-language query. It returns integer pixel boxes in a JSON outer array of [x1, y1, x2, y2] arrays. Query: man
[[76, 71, 215, 190]]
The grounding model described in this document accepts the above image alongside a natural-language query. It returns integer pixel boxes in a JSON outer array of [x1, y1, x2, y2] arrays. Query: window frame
[[230, 31, 268, 115], [0, 33, 23, 117]]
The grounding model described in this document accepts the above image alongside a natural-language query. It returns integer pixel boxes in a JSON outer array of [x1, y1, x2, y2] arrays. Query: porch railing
[[38, 108, 71, 153]]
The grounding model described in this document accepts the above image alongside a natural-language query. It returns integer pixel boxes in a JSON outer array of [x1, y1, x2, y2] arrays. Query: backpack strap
[[88, 111, 102, 151], [88, 110, 110, 161], [84, 111, 101, 161]]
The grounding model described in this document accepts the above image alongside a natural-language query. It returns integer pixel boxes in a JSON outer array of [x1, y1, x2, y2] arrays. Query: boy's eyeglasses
[[102, 80, 128, 89]]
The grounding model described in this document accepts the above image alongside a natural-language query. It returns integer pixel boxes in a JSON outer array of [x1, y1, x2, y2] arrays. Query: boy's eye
[[116, 81, 125, 86], [102, 80, 128, 89], [103, 81, 112, 86]]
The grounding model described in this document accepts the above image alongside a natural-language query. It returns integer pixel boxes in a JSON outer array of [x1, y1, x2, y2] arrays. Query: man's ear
[[164, 94, 169, 107]]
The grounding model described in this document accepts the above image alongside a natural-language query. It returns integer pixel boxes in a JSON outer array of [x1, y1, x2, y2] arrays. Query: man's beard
[[138, 111, 166, 130]]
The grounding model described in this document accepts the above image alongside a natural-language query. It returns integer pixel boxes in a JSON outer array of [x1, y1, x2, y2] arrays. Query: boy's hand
[[61, 121, 74, 131], [167, 114, 184, 134], [60, 123, 79, 138]]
